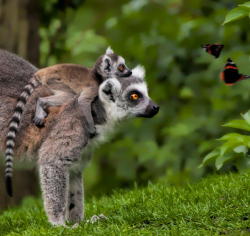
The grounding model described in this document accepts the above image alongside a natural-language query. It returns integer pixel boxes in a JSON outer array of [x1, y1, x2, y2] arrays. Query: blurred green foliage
[[200, 110, 250, 170], [38, 0, 250, 195]]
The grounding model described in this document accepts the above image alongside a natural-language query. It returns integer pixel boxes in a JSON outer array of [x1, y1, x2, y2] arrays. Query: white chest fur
[[91, 119, 116, 146]]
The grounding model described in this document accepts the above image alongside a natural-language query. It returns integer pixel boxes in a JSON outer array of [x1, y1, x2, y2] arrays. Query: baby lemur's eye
[[118, 64, 125, 72], [130, 93, 139, 101]]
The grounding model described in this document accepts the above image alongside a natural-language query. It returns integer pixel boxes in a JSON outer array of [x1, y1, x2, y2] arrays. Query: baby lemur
[[10, 47, 131, 139]]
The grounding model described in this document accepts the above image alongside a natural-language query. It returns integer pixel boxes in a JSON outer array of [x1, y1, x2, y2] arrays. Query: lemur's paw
[[33, 110, 48, 127], [86, 214, 108, 224], [50, 219, 67, 227], [33, 116, 46, 127], [33, 108, 48, 127]]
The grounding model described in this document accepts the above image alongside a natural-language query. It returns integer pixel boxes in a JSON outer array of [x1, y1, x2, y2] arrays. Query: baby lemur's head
[[98, 65, 159, 121], [95, 47, 132, 79]]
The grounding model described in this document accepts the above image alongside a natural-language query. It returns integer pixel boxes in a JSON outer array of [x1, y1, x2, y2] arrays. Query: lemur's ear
[[106, 46, 114, 55], [132, 65, 145, 79], [99, 78, 121, 102]]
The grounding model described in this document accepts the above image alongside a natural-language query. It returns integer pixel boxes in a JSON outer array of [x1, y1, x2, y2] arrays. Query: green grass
[[0, 172, 249, 236]]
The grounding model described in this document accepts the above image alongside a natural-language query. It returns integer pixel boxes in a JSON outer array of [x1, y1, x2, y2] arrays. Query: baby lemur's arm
[[34, 86, 97, 137], [34, 90, 75, 126]]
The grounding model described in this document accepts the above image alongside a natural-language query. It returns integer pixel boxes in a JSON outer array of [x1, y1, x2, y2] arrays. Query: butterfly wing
[[221, 58, 243, 85], [221, 69, 242, 85], [210, 44, 224, 58], [202, 44, 224, 58]]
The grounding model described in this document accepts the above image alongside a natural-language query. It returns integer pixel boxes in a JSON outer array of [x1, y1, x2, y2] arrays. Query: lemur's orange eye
[[118, 64, 125, 72], [130, 93, 139, 100]]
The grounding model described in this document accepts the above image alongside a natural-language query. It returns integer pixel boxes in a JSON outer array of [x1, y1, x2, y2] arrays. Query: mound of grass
[[0, 172, 249, 235]]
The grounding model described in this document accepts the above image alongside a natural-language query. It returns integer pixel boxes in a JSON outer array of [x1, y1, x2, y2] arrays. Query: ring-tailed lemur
[[0, 51, 159, 225], [5, 47, 132, 196]]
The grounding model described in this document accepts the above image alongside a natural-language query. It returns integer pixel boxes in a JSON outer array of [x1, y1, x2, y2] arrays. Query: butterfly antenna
[[241, 75, 250, 80]]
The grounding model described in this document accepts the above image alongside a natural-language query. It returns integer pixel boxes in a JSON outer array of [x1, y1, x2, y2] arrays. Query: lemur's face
[[99, 65, 159, 121], [100, 47, 132, 79]]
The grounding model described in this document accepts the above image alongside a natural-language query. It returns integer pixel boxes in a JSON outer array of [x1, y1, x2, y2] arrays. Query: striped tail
[[5, 76, 39, 197]]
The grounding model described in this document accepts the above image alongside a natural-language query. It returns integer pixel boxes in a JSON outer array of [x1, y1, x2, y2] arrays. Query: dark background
[[0, 0, 249, 208]]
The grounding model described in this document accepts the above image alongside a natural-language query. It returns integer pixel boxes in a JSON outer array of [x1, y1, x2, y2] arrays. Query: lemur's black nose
[[136, 101, 159, 118], [152, 105, 160, 113], [124, 70, 132, 77]]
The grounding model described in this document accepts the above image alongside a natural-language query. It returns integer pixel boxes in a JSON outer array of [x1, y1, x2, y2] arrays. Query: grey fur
[[0, 49, 38, 98], [66, 170, 84, 223], [0, 50, 159, 226]]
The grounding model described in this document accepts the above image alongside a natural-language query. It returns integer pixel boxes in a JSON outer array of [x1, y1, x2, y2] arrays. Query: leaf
[[239, 2, 250, 9], [219, 133, 244, 142], [223, 119, 250, 131], [215, 154, 234, 170], [219, 133, 250, 145], [223, 7, 249, 25], [241, 110, 250, 125], [199, 150, 220, 168], [219, 142, 235, 156], [234, 145, 248, 154], [214, 145, 248, 170]]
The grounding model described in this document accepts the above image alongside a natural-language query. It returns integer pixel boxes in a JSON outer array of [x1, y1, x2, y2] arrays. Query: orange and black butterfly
[[202, 44, 224, 58], [220, 58, 250, 86]]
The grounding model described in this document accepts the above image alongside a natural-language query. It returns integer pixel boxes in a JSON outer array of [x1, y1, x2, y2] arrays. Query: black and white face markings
[[100, 47, 132, 79], [99, 65, 159, 121]]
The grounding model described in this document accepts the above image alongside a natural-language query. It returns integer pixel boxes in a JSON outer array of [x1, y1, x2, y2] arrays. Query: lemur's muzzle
[[124, 70, 132, 77], [137, 100, 160, 118], [118, 69, 132, 77]]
